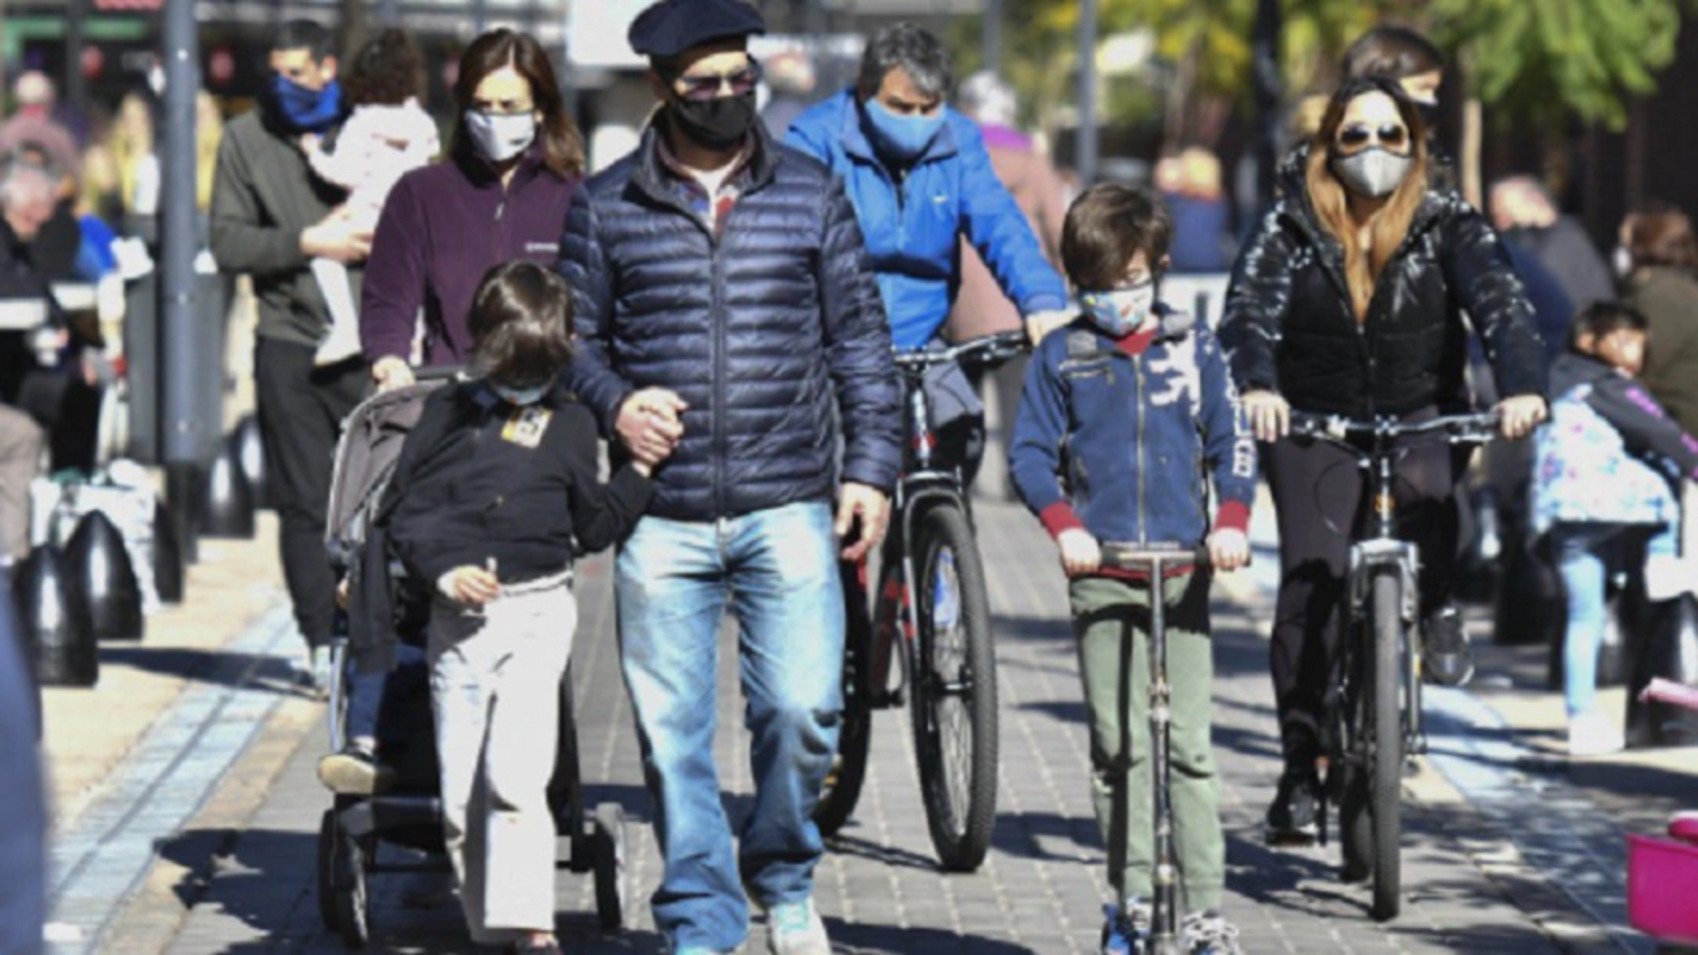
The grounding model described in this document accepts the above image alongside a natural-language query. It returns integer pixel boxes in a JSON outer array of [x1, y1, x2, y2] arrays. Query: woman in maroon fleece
[[361, 28, 583, 387]]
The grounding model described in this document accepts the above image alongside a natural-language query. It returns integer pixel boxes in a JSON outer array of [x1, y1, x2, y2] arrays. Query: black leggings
[[1264, 407, 1471, 769]]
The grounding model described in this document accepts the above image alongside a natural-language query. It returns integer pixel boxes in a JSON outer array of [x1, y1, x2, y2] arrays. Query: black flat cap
[[628, 0, 767, 59]]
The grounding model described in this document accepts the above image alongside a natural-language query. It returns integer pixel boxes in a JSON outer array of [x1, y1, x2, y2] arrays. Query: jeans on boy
[[614, 501, 843, 951], [1552, 520, 1678, 717]]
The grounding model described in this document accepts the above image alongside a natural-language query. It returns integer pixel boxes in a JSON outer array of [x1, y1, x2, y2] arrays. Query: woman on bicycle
[[1218, 77, 1548, 843]]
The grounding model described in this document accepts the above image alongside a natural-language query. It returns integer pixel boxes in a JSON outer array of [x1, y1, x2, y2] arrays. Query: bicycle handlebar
[[1286, 410, 1502, 447], [892, 330, 1031, 372], [1098, 541, 1211, 571]]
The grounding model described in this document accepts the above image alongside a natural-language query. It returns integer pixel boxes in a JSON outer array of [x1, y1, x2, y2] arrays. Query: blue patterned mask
[[1079, 284, 1156, 338]]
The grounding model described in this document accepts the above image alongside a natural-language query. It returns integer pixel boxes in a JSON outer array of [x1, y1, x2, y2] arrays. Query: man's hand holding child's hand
[[1208, 528, 1251, 572], [1056, 528, 1101, 577]]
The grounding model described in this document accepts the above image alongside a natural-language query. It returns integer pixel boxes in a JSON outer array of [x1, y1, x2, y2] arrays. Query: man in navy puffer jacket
[[559, 2, 900, 952]]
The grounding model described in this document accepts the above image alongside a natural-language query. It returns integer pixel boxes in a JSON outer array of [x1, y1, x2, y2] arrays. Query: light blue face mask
[[1079, 283, 1157, 338], [490, 378, 553, 406], [863, 98, 946, 162]]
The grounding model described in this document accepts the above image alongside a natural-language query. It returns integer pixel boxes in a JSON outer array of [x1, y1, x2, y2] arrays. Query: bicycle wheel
[[1369, 567, 1404, 921], [815, 562, 873, 836], [909, 503, 998, 871]]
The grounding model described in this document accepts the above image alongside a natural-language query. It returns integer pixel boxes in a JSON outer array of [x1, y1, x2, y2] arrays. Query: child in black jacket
[[385, 261, 662, 954]]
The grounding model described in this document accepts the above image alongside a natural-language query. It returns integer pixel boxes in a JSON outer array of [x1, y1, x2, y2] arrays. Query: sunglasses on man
[[667, 58, 764, 102]]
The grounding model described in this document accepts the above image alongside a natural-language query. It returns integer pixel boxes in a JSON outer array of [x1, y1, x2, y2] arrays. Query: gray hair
[[0, 160, 55, 213], [857, 23, 952, 100]]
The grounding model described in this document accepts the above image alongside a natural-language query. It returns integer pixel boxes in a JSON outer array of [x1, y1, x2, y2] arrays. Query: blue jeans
[[615, 501, 845, 951], [1551, 521, 1677, 717]]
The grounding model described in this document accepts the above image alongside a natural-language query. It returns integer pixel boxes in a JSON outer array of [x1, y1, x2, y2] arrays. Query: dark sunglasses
[[669, 58, 763, 102], [1337, 122, 1409, 153]]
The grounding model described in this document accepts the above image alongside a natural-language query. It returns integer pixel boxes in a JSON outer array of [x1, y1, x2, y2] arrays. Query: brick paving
[[97, 500, 1625, 954]]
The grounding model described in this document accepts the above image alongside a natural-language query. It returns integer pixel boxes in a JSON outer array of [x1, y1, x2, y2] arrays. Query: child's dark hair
[[1342, 25, 1445, 81], [342, 28, 424, 107], [1060, 184, 1173, 291], [468, 261, 574, 388], [1568, 300, 1649, 353]]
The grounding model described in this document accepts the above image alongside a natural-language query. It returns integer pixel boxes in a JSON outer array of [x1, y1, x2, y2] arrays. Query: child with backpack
[[1532, 301, 1698, 757], [1008, 184, 1256, 955]]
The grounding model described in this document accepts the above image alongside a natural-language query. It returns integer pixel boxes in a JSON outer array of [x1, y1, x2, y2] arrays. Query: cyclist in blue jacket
[[785, 22, 1071, 486]]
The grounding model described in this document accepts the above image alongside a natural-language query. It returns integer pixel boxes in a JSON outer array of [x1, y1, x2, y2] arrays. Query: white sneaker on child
[[1568, 710, 1625, 757]]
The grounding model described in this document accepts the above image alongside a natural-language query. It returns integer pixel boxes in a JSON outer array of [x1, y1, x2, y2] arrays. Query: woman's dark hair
[[1568, 300, 1649, 353], [1342, 25, 1445, 81], [1623, 201, 1698, 271], [468, 261, 575, 387], [342, 29, 424, 107], [857, 22, 952, 100], [450, 28, 585, 177], [1060, 184, 1173, 291]]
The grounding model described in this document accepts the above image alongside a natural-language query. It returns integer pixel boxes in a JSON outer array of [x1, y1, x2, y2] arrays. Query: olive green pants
[[1068, 572, 1224, 912]]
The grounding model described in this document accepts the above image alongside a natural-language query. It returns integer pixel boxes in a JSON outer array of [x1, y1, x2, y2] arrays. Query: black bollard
[[14, 546, 98, 686], [151, 499, 185, 604], [232, 414, 269, 510], [64, 511, 145, 643], [198, 435, 256, 540]]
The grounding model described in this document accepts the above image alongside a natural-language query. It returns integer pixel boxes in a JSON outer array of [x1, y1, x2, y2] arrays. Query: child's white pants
[[427, 569, 575, 942]]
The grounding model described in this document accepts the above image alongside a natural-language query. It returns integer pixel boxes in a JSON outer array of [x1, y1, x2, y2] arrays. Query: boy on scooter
[[1008, 184, 1256, 955]]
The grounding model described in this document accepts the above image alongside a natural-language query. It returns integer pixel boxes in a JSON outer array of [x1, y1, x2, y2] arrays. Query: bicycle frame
[[864, 332, 1027, 708], [1291, 411, 1499, 801]]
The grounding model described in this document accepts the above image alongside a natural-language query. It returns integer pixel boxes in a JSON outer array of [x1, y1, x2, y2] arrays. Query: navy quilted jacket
[[560, 124, 902, 522]]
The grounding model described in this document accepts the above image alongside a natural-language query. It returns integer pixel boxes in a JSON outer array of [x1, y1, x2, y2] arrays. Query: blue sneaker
[[1101, 899, 1149, 954], [766, 898, 829, 955]]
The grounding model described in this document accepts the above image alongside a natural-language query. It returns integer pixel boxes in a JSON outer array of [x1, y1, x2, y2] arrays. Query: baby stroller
[[314, 374, 628, 947]]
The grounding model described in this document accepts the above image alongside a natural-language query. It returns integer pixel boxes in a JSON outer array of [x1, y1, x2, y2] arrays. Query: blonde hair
[[1304, 79, 1430, 320]]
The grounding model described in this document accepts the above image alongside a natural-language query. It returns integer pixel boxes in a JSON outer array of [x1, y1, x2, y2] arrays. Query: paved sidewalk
[[86, 500, 1654, 954]]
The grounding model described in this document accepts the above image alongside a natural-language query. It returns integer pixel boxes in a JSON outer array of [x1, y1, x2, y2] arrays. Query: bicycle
[[1286, 409, 1500, 922], [815, 329, 1030, 872]]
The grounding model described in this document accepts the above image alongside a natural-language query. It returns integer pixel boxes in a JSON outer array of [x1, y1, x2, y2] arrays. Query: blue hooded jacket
[[785, 90, 1067, 349]]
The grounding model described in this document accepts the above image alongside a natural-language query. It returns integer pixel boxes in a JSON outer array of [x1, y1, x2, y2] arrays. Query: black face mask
[[667, 90, 757, 150]]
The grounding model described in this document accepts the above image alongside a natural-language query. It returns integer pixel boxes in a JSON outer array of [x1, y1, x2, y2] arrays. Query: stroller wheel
[[591, 802, 627, 930], [317, 807, 372, 946]]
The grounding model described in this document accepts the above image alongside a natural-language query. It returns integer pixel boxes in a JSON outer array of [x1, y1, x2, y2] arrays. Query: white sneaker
[[765, 898, 829, 955], [1568, 710, 1625, 757]]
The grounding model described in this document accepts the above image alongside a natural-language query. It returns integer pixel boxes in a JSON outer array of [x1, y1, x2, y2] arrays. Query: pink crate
[[1628, 832, 1698, 946]]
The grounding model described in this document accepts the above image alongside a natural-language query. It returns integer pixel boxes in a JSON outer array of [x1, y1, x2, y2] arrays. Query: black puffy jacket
[[1220, 163, 1547, 417], [560, 123, 902, 522]]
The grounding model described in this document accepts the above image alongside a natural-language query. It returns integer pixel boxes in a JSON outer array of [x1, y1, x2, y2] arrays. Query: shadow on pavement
[[98, 646, 309, 698], [827, 918, 1038, 954], [824, 831, 943, 871]]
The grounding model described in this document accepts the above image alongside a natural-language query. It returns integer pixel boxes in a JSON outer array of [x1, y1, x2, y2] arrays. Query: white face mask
[[1613, 244, 1635, 279], [1331, 148, 1414, 199], [1079, 284, 1156, 338], [464, 109, 537, 163]]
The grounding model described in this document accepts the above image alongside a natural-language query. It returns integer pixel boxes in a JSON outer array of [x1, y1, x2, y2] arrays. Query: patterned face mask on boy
[[1079, 282, 1156, 338]]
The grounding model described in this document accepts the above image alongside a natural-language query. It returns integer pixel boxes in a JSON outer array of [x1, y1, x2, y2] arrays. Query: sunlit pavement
[[40, 488, 1695, 954]]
